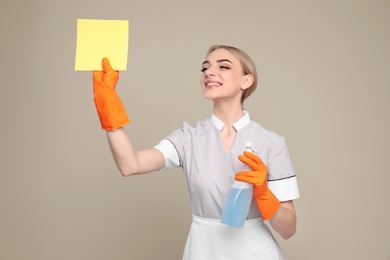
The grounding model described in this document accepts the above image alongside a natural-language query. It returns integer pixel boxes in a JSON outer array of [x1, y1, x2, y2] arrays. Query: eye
[[200, 67, 208, 72], [220, 65, 230, 70]]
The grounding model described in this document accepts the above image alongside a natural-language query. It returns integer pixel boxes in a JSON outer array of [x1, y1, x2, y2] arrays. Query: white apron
[[182, 215, 285, 260]]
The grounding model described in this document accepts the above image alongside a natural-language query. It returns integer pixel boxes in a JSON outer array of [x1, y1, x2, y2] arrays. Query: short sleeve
[[154, 139, 181, 171], [268, 176, 299, 202], [267, 137, 300, 201]]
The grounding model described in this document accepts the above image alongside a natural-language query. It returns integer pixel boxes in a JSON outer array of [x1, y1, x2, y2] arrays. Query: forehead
[[205, 48, 239, 63]]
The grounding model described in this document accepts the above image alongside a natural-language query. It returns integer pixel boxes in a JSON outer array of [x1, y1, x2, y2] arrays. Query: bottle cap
[[245, 142, 257, 154]]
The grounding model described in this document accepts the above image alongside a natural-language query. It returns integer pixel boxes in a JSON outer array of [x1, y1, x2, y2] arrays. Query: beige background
[[1, 0, 389, 259]]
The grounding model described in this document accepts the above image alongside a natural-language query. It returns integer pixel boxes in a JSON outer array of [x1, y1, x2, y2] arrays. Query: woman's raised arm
[[106, 128, 165, 176], [93, 58, 165, 176]]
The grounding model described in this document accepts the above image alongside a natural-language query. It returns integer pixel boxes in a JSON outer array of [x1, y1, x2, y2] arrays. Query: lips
[[205, 81, 222, 89]]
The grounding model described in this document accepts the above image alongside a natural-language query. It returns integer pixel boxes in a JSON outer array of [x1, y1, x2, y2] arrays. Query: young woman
[[93, 45, 299, 259]]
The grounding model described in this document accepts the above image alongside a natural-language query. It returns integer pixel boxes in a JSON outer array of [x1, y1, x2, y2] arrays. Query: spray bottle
[[221, 142, 256, 228]]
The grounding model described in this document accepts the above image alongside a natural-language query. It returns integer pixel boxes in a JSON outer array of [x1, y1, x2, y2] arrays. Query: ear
[[241, 74, 254, 90]]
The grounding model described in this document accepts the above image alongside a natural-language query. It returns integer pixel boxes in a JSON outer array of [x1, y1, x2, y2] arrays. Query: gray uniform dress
[[155, 111, 299, 260]]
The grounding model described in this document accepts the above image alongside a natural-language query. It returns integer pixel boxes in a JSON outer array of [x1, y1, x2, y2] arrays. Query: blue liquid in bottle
[[221, 181, 253, 228], [221, 142, 256, 228]]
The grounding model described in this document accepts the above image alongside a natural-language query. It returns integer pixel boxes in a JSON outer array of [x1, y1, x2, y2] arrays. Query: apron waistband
[[192, 214, 265, 228]]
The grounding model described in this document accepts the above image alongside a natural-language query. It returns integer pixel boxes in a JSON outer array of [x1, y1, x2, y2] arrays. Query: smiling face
[[200, 48, 254, 105]]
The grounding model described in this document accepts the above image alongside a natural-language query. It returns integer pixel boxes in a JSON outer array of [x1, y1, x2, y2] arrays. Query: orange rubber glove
[[236, 151, 280, 220], [93, 58, 130, 130]]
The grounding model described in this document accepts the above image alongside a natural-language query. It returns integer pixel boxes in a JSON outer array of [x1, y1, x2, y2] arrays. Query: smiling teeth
[[207, 82, 221, 86]]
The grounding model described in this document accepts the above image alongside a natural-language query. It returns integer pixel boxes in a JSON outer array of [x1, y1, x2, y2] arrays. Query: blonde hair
[[206, 45, 258, 104]]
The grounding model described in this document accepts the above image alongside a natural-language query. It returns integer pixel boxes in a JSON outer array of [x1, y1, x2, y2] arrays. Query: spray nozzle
[[245, 141, 257, 154]]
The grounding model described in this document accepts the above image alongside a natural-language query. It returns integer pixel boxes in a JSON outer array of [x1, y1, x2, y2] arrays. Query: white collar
[[211, 111, 250, 131]]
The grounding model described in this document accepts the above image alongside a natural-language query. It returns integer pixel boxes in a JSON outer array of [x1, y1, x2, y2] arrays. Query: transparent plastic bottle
[[221, 142, 256, 228]]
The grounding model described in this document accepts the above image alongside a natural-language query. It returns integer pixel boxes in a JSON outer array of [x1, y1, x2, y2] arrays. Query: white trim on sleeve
[[268, 176, 300, 202], [154, 139, 180, 171]]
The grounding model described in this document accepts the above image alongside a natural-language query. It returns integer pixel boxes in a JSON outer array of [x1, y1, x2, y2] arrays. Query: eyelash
[[200, 66, 230, 73]]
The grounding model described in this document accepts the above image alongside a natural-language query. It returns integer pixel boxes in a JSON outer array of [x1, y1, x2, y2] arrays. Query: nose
[[205, 67, 216, 77]]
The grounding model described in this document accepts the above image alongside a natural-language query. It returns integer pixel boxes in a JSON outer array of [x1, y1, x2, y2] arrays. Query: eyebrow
[[202, 59, 233, 65]]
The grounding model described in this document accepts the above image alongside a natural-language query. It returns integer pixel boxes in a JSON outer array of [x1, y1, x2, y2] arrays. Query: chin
[[202, 94, 216, 101]]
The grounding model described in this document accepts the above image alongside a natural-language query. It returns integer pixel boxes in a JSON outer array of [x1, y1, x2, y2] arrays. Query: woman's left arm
[[269, 200, 297, 239], [236, 152, 297, 239]]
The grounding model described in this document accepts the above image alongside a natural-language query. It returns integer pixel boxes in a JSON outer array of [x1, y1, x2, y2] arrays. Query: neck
[[213, 101, 244, 128]]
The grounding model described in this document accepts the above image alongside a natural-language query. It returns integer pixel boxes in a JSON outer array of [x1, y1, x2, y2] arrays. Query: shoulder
[[167, 117, 212, 140], [248, 120, 286, 146], [178, 117, 212, 135]]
